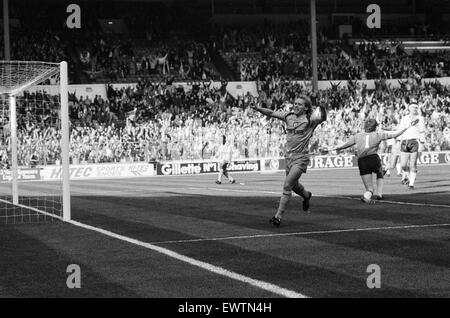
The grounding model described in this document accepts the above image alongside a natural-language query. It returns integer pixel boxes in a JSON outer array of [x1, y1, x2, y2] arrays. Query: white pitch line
[[151, 223, 450, 245], [66, 219, 307, 298], [0, 196, 306, 297], [188, 187, 450, 209], [336, 195, 450, 209]]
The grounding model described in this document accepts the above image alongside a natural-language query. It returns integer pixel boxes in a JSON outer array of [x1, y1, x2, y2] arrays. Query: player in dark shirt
[[252, 95, 327, 227], [333, 118, 418, 203]]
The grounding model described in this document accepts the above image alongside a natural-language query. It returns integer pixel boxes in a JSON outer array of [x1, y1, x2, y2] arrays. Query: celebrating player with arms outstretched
[[252, 95, 327, 227], [332, 118, 418, 203], [398, 103, 426, 189]]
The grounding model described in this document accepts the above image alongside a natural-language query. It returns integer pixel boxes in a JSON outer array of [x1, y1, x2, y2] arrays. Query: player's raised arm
[[333, 136, 356, 152], [251, 101, 286, 121], [387, 119, 419, 139]]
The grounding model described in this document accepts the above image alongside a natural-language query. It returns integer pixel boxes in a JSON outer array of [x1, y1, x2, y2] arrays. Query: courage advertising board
[[262, 152, 450, 172]]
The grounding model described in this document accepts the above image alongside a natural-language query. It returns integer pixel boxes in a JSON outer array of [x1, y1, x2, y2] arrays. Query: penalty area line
[[151, 223, 450, 245], [66, 219, 307, 298], [187, 187, 450, 209]]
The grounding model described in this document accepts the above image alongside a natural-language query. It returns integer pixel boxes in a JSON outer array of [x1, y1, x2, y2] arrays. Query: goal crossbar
[[0, 61, 60, 96]]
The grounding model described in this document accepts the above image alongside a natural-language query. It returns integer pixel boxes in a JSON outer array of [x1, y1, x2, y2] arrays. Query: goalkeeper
[[332, 118, 418, 203], [252, 95, 327, 227]]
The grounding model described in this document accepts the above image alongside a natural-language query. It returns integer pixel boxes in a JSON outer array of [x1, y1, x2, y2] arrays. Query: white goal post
[[0, 61, 70, 223]]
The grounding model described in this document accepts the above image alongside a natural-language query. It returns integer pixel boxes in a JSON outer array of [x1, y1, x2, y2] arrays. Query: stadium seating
[[3, 1, 450, 165]]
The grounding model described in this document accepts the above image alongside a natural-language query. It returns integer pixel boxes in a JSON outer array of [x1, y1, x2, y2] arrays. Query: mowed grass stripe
[[72, 193, 450, 269], [67, 218, 307, 298], [68, 211, 434, 297], [0, 225, 140, 297]]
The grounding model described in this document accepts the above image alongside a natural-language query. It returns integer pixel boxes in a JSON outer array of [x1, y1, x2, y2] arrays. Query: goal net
[[0, 61, 70, 224]]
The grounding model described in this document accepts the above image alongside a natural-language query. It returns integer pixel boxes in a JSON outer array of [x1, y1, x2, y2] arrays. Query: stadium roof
[[8, 0, 450, 14], [9, 0, 449, 9]]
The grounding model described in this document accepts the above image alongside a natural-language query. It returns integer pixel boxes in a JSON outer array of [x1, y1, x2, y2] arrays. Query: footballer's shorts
[[358, 154, 384, 178], [401, 139, 419, 153], [285, 155, 310, 175]]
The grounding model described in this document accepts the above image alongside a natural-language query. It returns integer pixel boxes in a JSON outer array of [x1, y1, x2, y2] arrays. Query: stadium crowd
[[4, 9, 450, 84], [227, 37, 450, 81], [1, 4, 449, 166], [4, 74, 449, 167], [79, 38, 220, 83]]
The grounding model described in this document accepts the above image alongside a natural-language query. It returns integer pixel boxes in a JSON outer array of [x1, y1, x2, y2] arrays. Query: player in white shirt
[[398, 103, 426, 189], [216, 135, 236, 184]]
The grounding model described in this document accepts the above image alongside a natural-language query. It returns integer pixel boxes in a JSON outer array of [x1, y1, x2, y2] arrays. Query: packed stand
[[350, 41, 450, 80], [2, 74, 448, 167], [133, 41, 220, 81], [218, 21, 345, 81]]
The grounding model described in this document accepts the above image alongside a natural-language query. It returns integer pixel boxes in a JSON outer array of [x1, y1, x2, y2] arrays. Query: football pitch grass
[[1, 164, 450, 297]]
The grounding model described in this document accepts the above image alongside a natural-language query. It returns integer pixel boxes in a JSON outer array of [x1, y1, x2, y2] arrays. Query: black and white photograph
[[0, 0, 449, 302]]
